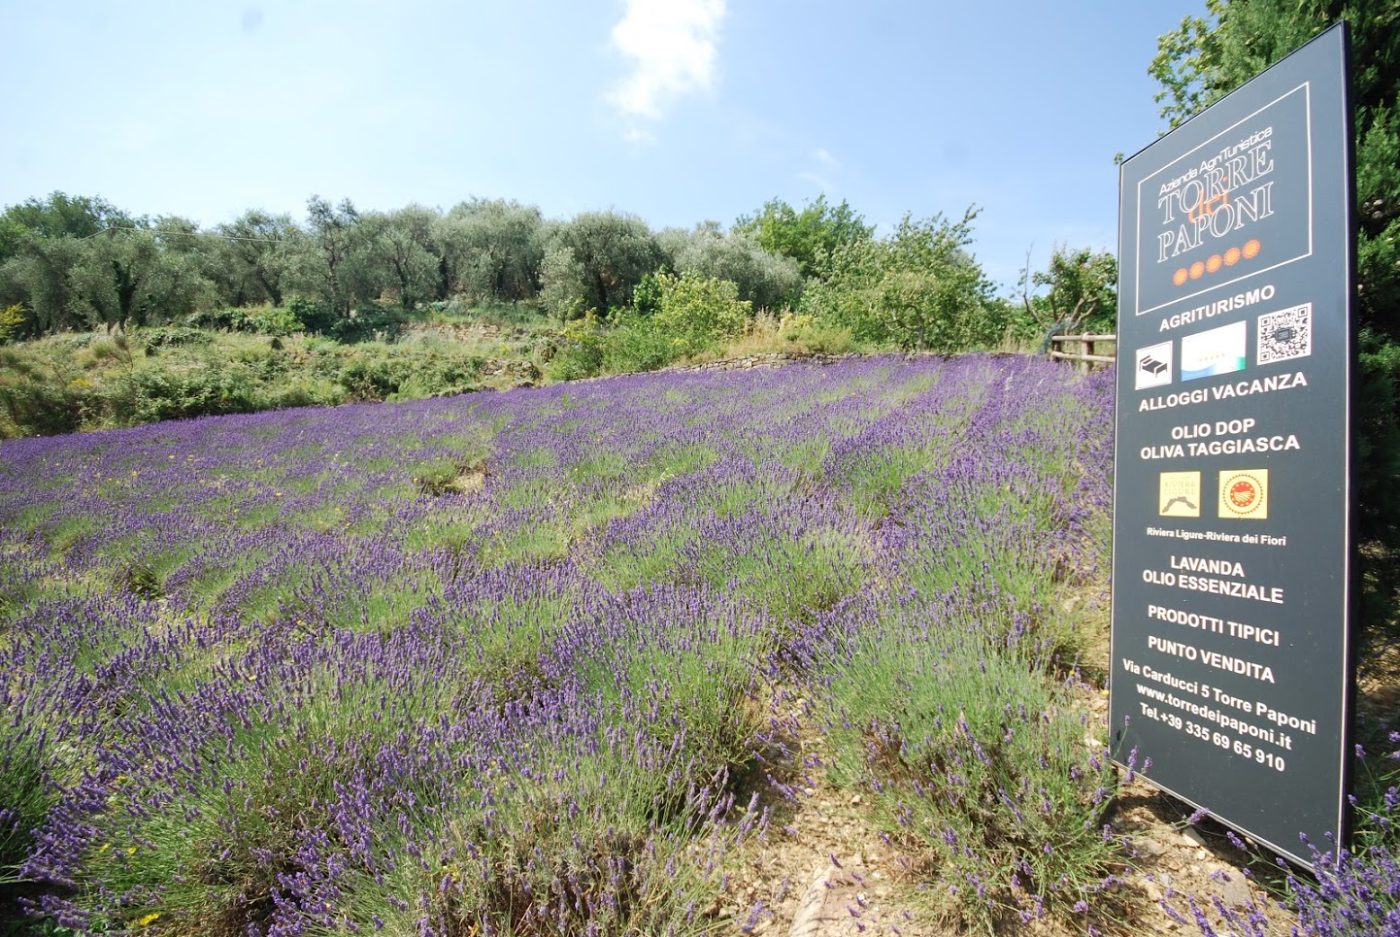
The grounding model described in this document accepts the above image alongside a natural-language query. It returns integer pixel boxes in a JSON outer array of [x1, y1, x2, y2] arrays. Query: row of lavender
[[1, 355, 1382, 935]]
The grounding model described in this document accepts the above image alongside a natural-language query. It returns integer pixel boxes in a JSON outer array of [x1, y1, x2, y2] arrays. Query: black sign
[[1109, 23, 1353, 868]]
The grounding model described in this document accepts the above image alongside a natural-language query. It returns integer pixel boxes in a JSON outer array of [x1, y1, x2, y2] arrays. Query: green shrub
[[287, 296, 337, 335], [0, 349, 90, 437], [391, 352, 484, 400], [328, 306, 402, 343], [780, 313, 856, 354], [1357, 329, 1400, 671], [0, 303, 24, 344], [239, 304, 304, 337], [544, 315, 609, 381], [603, 313, 676, 374], [650, 271, 751, 358], [335, 354, 408, 401], [116, 362, 260, 423], [801, 211, 1006, 352], [184, 307, 245, 331], [138, 325, 212, 349]]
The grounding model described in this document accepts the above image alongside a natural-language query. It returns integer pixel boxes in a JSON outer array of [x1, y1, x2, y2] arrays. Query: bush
[[184, 305, 304, 337], [327, 305, 402, 343], [137, 325, 212, 349], [777, 312, 856, 355], [544, 315, 609, 381], [802, 211, 1006, 352], [0, 303, 24, 344], [238, 304, 304, 337], [335, 354, 408, 401], [390, 350, 484, 400], [1356, 330, 1400, 671], [184, 306, 245, 331], [650, 271, 751, 358], [0, 349, 90, 437], [603, 312, 676, 374], [287, 296, 337, 335], [332, 345, 484, 402], [115, 362, 260, 423]]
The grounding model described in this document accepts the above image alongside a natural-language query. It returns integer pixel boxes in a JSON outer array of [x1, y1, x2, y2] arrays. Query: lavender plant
[[0, 354, 1123, 934]]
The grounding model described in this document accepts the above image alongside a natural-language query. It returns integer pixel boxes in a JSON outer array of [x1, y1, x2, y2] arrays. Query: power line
[[80, 225, 290, 244]]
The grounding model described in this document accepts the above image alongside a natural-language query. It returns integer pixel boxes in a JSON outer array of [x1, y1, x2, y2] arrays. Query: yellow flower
[[98, 843, 111, 854], [126, 846, 137, 856], [135, 912, 161, 926]]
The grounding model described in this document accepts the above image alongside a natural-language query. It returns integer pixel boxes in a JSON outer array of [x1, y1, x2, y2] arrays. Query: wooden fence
[[1048, 333, 1117, 372]]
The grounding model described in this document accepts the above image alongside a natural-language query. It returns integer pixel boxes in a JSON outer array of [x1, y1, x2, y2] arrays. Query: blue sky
[[0, 0, 1196, 291]]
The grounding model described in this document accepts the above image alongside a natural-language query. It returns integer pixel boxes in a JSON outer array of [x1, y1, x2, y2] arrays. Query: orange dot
[[1172, 268, 1189, 286], [1243, 239, 1262, 260], [1224, 246, 1242, 266], [1206, 254, 1223, 273], [1189, 261, 1206, 280]]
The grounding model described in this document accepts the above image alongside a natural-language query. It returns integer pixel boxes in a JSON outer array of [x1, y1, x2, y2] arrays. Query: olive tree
[[540, 211, 663, 319]]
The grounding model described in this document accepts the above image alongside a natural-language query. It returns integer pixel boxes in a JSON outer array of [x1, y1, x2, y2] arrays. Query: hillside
[[0, 357, 1394, 936]]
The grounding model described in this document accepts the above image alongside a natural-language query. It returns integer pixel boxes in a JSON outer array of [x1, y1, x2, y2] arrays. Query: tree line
[[0, 191, 1114, 352]]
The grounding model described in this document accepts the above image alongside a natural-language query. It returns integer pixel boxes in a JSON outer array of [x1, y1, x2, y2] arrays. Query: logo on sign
[[1159, 471, 1201, 517], [1136, 341, 1174, 389], [1182, 320, 1247, 381], [1134, 83, 1314, 317], [1219, 469, 1269, 519]]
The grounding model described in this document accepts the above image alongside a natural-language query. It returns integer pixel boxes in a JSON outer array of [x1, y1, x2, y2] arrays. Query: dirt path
[[721, 691, 1297, 937], [723, 694, 945, 936]]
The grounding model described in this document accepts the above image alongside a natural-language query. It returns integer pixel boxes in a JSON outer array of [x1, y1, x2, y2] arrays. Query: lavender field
[[1, 355, 1128, 935]]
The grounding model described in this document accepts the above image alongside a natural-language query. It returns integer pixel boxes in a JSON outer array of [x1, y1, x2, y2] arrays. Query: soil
[[720, 688, 1303, 937]]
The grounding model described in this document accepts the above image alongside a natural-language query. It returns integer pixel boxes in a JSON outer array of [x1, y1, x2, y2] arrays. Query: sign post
[[1109, 23, 1354, 868]]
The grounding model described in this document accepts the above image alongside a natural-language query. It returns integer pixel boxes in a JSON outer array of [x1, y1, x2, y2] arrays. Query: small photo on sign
[[1181, 320, 1247, 381], [1159, 471, 1201, 518], [1257, 303, 1313, 365], [1219, 469, 1269, 520], [1135, 341, 1173, 390]]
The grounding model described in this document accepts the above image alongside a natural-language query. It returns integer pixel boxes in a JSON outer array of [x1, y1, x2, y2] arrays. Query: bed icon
[[1139, 355, 1168, 376]]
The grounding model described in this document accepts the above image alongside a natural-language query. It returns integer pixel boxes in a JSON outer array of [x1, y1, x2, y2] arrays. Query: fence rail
[[1049, 333, 1116, 372]]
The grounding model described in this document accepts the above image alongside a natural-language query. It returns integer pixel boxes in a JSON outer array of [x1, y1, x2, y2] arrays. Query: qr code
[[1257, 303, 1312, 365]]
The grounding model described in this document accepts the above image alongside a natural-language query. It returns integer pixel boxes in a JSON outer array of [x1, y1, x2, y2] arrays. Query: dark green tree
[[0, 192, 135, 262], [661, 225, 802, 312], [0, 193, 139, 331], [295, 196, 362, 318], [1151, 0, 1398, 335], [212, 210, 302, 307], [70, 227, 211, 330], [541, 212, 663, 319], [440, 199, 545, 303], [358, 207, 442, 311], [0, 236, 85, 332]]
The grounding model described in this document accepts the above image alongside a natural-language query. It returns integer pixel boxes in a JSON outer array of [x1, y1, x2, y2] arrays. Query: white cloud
[[607, 0, 726, 138], [798, 146, 841, 193]]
